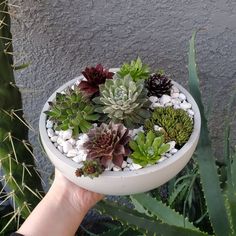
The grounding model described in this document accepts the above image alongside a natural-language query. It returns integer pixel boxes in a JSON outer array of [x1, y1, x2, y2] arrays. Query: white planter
[[39, 69, 201, 195]]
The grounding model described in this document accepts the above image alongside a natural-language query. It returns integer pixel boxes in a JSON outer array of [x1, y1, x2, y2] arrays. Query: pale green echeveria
[[93, 75, 151, 128]]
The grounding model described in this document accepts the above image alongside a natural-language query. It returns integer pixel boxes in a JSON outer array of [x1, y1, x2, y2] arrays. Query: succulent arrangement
[[45, 57, 195, 178]]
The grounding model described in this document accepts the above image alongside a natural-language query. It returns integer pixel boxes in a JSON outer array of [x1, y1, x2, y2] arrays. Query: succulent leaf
[[45, 89, 99, 136], [94, 75, 151, 128], [117, 57, 150, 82], [129, 130, 170, 167]]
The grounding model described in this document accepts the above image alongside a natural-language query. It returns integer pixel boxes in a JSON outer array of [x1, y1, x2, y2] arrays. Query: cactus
[[94, 32, 236, 236], [0, 1, 44, 233]]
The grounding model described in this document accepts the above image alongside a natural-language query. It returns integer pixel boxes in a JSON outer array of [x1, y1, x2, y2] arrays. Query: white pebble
[[165, 102, 172, 107], [149, 96, 158, 103], [170, 148, 178, 154], [123, 167, 130, 171], [71, 85, 75, 90], [154, 125, 161, 132], [57, 145, 63, 153], [57, 137, 64, 146], [180, 101, 192, 110], [46, 120, 53, 129], [55, 130, 60, 135], [167, 141, 176, 150], [179, 93, 186, 101], [172, 98, 181, 105], [172, 86, 179, 93], [76, 139, 85, 147], [50, 136, 58, 142], [130, 163, 142, 170], [113, 166, 122, 171], [62, 129, 73, 140], [126, 157, 133, 163], [173, 104, 180, 109], [188, 109, 194, 116], [152, 102, 163, 108], [160, 95, 171, 105], [165, 153, 172, 158], [171, 92, 179, 98], [62, 142, 73, 154], [72, 155, 84, 163], [158, 156, 167, 163], [105, 161, 115, 170], [47, 128, 54, 138], [67, 149, 78, 157], [121, 161, 127, 168], [68, 138, 76, 145]]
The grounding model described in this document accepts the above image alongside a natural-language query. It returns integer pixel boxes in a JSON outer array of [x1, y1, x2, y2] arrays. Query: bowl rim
[[39, 68, 201, 178]]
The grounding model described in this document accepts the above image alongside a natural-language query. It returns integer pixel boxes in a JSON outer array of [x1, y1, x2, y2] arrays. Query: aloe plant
[[94, 32, 236, 236], [0, 1, 44, 233]]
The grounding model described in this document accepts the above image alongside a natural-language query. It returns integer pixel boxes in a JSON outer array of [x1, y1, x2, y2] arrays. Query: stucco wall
[[11, 0, 236, 185]]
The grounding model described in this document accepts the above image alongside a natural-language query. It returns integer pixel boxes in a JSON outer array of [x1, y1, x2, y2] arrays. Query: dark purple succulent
[[83, 122, 131, 168], [78, 64, 114, 97]]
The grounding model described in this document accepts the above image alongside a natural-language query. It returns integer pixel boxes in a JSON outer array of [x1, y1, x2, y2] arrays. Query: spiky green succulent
[[45, 89, 99, 136], [117, 57, 150, 81], [93, 75, 151, 128], [145, 106, 193, 147], [129, 130, 170, 167]]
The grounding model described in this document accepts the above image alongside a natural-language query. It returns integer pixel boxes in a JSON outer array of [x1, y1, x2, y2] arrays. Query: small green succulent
[[93, 75, 151, 128], [75, 160, 104, 179], [129, 130, 170, 167], [45, 89, 99, 136], [117, 57, 150, 82], [145, 106, 193, 147]]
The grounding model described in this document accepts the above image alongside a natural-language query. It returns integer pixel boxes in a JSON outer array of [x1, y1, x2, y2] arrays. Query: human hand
[[17, 169, 104, 236], [51, 169, 104, 214]]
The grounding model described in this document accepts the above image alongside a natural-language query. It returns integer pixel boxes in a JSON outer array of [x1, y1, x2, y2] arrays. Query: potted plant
[[39, 58, 200, 195]]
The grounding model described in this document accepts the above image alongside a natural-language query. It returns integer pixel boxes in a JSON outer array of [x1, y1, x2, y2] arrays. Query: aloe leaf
[[131, 193, 198, 230], [188, 31, 230, 236], [96, 200, 207, 236]]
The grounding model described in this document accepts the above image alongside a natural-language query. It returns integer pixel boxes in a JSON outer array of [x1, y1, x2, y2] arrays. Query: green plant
[[76, 122, 130, 178], [93, 75, 150, 128], [129, 131, 170, 167], [117, 57, 150, 82], [145, 106, 193, 147], [146, 72, 173, 97], [75, 160, 104, 178], [0, 1, 44, 233], [45, 89, 99, 136], [78, 64, 114, 97], [94, 32, 236, 236]]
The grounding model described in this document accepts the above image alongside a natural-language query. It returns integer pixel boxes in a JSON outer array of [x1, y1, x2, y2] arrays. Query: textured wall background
[[11, 0, 236, 186]]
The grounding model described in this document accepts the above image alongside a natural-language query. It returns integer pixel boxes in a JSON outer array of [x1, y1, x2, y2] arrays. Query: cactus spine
[[0, 1, 44, 233]]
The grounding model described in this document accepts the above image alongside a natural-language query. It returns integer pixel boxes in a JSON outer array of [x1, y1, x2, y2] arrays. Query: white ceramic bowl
[[39, 69, 201, 195]]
